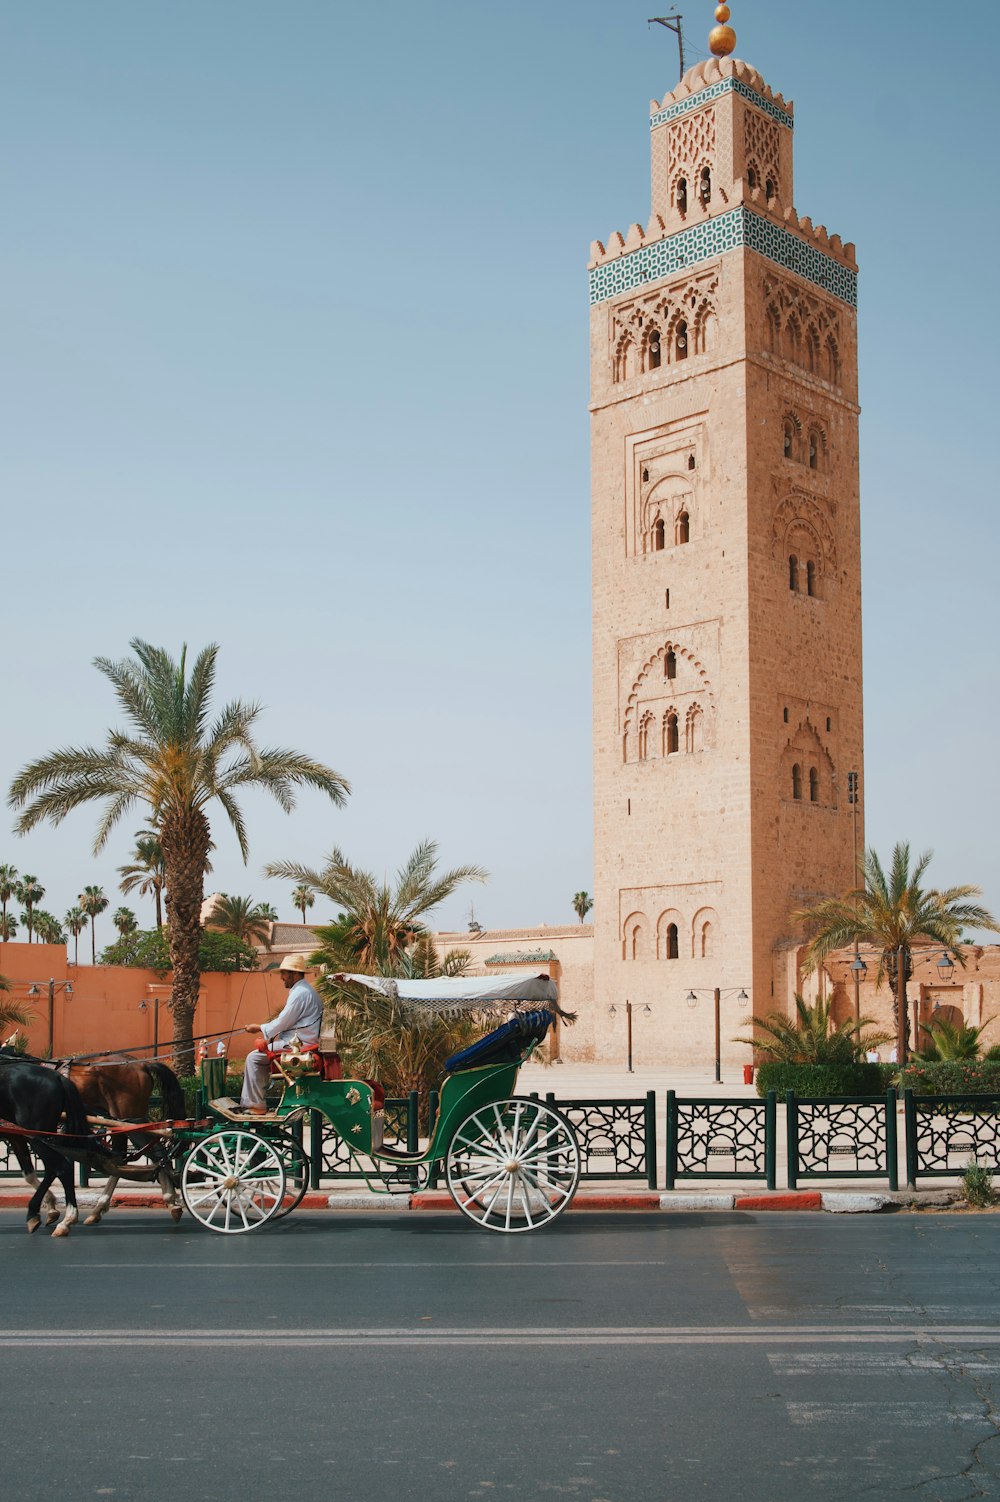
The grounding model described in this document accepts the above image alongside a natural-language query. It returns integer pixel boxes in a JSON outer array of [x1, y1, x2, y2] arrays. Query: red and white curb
[[0, 1187, 961, 1215]]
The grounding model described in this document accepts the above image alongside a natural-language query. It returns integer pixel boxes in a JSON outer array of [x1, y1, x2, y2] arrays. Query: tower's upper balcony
[[588, 55, 856, 314]]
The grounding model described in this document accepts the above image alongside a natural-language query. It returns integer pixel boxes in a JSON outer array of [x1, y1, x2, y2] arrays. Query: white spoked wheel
[[445, 1097, 581, 1234], [181, 1130, 286, 1235]]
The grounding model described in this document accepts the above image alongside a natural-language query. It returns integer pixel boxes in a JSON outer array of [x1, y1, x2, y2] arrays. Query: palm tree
[[0, 913, 16, 942], [291, 883, 315, 926], [15, 875, 44, 942], [80, 885, 109, 965], [64, 906, 87, 965], [0, 865, 17, 930], [572, 891, 593, 924], [734, 994, 892, 1064], [118, 829, 167, 928], [112, 906, 138, 938], [269, 840, 488, 1101], [913, 1013, 996, 1063], [8, 639, 349, 1070], [265, 838, 487, 974], [793, 842, 1000, 1064], [0, 974, 31, 1039], [206, 893, 273, 948], [33, 911, 67, 946]]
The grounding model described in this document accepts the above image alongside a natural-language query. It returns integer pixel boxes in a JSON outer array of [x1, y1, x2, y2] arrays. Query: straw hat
[[279, 953, 311, 974]]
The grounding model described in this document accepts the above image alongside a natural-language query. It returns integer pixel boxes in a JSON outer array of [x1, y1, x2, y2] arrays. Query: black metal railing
[[10, 1086, 1000, 1196], [666, 1091, 776, 1189], [787, 1091, 898, 1191], [904, 1090, 1000, 1185]]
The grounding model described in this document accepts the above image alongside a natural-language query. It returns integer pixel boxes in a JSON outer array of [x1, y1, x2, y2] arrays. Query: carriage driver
[[238, 954, 324, 1116]]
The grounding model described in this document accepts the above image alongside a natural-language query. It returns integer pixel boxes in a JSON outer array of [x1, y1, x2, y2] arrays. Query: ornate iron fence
[[904, 1090, 1000, 1186], [666, 1091, 776, 1189], [544, 1092, 657, 1187], [786, 1091, 898, 1190]]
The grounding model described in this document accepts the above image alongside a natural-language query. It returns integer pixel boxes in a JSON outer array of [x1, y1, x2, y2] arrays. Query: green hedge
[[755, 1062, 895, 1098], [897, 1061, 1000, 1097]]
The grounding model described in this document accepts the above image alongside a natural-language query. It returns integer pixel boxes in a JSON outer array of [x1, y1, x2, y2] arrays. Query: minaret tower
[[589, 7, 862, 1063]]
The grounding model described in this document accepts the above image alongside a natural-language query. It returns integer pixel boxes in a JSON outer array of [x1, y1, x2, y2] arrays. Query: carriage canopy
[[334, 970, 558, 1016]]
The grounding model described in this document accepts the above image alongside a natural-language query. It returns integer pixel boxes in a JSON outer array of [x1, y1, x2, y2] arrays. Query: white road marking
[[787, 1403, 987, 1427], [1, 1324, 999, 1349], [44, 1259, 670, 1270]]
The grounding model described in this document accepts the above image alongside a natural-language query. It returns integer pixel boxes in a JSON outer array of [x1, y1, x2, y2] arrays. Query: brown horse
[[65, 1058, 186, 1224], [2, 1049, 186, 1225]]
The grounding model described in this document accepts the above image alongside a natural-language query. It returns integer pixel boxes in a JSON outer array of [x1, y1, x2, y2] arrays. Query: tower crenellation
[[589, 22, 863, 1063]]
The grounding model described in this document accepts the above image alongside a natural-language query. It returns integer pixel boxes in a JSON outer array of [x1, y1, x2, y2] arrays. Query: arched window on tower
[[638, 713, 653, 761], [766, 177, 777, 204], [675, 320, 689, 361], [653, 517, 665, 552], [792, 763, 803, 800], [687, 454, 696, 470], [665, 711, 679, 755], [783, 419, 795, 459], [806, 560, 817, 597], [676, 177, 688, 214], [666, 923, 679, 960], [685, 703, 703, 753], [664, 649, 677, 680], [701, 921, 713, 958], [809, 766, 819, 803], [676, 511, 690, 545], [789, 555, 799, 592], [747, 164, 758, 190], [648, 329, 662, 370], [699, 166, 712, 205], [809, 431, 819, 470]]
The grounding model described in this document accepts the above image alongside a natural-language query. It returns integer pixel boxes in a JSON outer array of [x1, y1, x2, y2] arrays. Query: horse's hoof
[[45, 1210, 60, 1226], [26, 1217, 40, 1234], [83, 1213, 102, 1226], [170, 1207, 183, 1223], [51, 1223, 70, 1238]]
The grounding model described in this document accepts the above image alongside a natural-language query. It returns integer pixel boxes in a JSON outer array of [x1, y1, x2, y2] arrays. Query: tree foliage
[[733, 993, 892, 1064], [100, 925, 257, 973], [8, 639, 348, 1069]]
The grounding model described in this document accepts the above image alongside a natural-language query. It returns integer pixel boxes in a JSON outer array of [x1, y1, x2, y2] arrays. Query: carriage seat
[[442, 1010, 553, 1073]]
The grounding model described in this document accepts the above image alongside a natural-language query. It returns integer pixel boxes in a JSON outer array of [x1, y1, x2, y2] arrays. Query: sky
[[1, 0, 998, 946]]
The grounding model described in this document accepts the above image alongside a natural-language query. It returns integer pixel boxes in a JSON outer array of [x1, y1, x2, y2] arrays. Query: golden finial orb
[[709, 0, 735, 56], [709, 22, 736, 55]]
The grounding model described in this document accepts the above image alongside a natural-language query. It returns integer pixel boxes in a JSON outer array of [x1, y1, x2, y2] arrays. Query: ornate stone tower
[[588, 26, 862, 1064]]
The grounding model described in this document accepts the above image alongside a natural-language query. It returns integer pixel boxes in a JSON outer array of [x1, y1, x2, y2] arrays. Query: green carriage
[[176, 971, 581, 1235]]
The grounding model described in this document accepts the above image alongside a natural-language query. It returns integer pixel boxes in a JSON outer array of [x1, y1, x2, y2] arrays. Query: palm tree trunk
[[155, 884, 163, 930], [91, 920, 96, 966], [73, 932, 79, 966], [896, 947, 908, 1064], [161, 806, 212, 1076]]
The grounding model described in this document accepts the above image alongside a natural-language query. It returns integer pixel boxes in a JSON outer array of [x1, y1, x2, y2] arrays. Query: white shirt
[[261, 978, 324, 1047]]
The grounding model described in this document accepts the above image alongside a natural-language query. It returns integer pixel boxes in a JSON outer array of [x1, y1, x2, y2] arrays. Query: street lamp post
[[851, 953, 867, 1028], [609, 999, 651, 1073], [26, 978, 74, 1056], [686, 986, 750, 1082]]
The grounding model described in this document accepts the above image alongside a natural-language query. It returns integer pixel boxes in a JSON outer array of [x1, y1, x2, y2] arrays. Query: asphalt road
[[3, 1208, 1000, 1502]]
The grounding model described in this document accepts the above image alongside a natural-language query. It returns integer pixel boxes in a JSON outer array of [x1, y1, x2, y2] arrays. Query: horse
[[64, 1057, 186, 1224], [0, 1049, 187, 1226], [0, 1055, 93, 1237]]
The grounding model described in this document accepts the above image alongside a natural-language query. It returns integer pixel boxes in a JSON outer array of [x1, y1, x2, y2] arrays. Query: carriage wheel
[[266, 1128, 310, 1219], [445, 1097, 580, 1233], [181, 1130, 286, 1235]]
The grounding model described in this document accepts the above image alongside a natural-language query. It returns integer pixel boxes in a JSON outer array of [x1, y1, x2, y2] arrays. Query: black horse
[[0, 1054, 93, 1236]]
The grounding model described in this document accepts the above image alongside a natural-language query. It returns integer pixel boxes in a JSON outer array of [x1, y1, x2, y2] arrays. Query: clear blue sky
[[2, 1, 997, 942]]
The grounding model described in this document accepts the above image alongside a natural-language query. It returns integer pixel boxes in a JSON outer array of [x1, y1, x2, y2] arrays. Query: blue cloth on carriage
[[443, 1011, 553, 1073]]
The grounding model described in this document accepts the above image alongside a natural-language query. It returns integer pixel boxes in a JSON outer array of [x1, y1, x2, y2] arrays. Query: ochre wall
[[0, 941, 289, 1063]]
